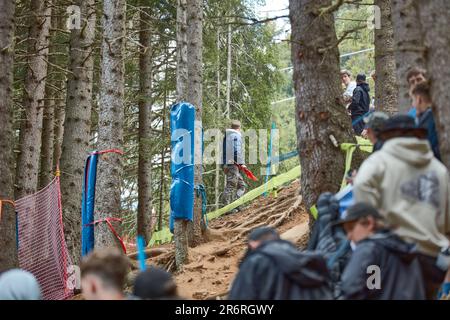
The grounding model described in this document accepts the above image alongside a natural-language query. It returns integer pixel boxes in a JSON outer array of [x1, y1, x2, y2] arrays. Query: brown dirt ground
[[149, 180, 309, 300], [73, 179, 310, 300]]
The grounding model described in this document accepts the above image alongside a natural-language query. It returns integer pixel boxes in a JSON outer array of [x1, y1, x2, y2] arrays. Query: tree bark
[[15, 0, 52, 198], [215, 28, 221, 212], [137, 6, 153, 245], [0, 0, 18, 271], [374, 0, 398, 114], [225, 23, 232, 119], [187, 0, 204, 247], [53, 88, 65, 167], [391, 0, 426, 112], [174, 0, 189, 268], [60, 0, 96, 264], [40, 84, 55, 188], [417, 0, 450, 169], [289, 0, 355, 211], [95, 0, 126, 249]]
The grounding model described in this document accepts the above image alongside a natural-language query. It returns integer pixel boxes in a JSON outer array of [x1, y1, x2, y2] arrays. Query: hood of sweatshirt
[[363, 230, 418, 264], [358, 82, 370, 93], [256, 240, 329, 287], [382, 137, 434, 167]]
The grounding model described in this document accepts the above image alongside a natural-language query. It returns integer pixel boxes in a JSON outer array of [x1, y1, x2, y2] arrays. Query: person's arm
[[234, 134, 244, 165], [353, 156, 382, 208]]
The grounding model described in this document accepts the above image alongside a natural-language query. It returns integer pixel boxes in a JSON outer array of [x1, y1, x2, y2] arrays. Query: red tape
[[91, 149, 124, 156], [85, 217, 127, 254]]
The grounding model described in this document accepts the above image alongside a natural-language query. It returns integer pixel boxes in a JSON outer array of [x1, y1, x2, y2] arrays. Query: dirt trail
[[141, 180, 310, 300]]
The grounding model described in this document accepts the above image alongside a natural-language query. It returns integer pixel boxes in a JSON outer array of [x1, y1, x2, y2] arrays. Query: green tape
[[148, 137, 372, 247]]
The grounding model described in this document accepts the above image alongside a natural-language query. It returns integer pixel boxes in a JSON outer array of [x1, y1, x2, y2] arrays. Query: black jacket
[[341, 230, 426, 300], [229, 240, 333, 300], [349, 82, 370, 117], [308, 192, 351, 299]]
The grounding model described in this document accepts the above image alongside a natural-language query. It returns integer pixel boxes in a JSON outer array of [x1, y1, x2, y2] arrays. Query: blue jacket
[[417, 107, 441, 161], [222, 129, 244, 165]]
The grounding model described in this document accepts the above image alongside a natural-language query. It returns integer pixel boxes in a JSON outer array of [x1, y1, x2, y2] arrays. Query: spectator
[[0, 269, 42, 300], [337, 203, 425, 300], [229, 226, 333, 300], [307, 192, 351, 299], [133, 267, 180, 300], [222, 119, 246, 211], [81, 248, 131, 300], [348, 74, 371, 135], [411, 81, 441, 160], [406, 67, 427, 118], [353, 114, 450, 299], [341, 69, 356, 108], [362, 111, 389, 152]]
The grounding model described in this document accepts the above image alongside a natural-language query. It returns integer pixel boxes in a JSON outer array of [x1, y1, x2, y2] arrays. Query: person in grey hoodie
[[222, 120, 246, 208], [0, 269, 42, 300], [353, 114, 450, 299]]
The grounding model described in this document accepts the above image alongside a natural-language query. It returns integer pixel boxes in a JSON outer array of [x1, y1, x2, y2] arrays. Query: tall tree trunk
[[40, 8, 59, 188], [187, 0, 204, 247], [374, 0, 398, 114], [53, 87, 65, 167], [174, 0, 189, 268], [215, 28, 221, 211], [391, 0, 426, 112], [289, 0, 355, 211], [60, 0, 96, 264], [40, 85, 55, 188], [95, 0, 126, 249], [15, 0, 52, 198], [159, 53, 169, 232], [417, 0, 450, 169], [225, 23, 232, 119], [53, 8, 68, 170], [137, 6, 153, 245], [0, 0, 18, 271]]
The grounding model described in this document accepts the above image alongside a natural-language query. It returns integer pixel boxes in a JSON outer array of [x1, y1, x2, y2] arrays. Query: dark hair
[[406, 67, 427, 82], [133, 268, 178, 300], [411, 81, 432, 102], [248, 226, 280, 242], [379, 129, 427, 141], [81, 248, 130, 291]]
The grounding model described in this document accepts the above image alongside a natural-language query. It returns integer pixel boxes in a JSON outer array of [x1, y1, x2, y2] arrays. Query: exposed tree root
[[127, 248, 169, 260]]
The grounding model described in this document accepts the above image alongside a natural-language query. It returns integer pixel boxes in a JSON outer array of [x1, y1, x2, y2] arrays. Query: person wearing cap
[[353, 114, 450, 299], [348, 74, 371, 135], [362, 111, 389, 152], [0, 269, 42, 300], [338, 203, 425, 300], [341, 69, 356, 108], [228, 226, 333, 300], [411, 81, 441, 161], [222, 120, 246, 210], [133, 267, 180, 300]]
